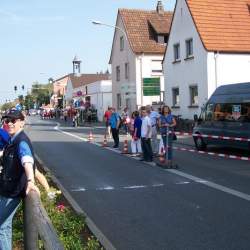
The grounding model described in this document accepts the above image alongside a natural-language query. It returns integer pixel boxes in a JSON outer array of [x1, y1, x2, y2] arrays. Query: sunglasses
[[3, 118, 20, 124]]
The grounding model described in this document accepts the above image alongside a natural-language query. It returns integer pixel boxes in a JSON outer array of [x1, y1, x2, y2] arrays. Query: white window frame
[[185, 38, 193, 58], [125, 62, 129, 80], [173, 43, 180, 61], [189, 85, 198, 106], [172, 87, 180, 107], [116, 66, 120, 81], [120, 36, 124, 51]]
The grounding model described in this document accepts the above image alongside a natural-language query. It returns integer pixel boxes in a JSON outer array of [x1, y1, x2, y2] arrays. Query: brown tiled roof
[[69, 74, 110, 89], [186, 0, 250, 53], [119, 9, 173, 54]]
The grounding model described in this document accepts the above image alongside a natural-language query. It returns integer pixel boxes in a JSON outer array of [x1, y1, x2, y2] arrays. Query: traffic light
[[14, 86, 17, 92], [22, 85, 25, 90]]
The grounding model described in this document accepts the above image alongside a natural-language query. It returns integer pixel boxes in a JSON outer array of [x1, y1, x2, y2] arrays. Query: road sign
[[143, 78, 160, 96]]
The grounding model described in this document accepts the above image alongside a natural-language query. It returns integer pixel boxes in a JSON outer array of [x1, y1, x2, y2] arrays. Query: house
[[51, 74, 70, 108], [110, 1, 173, 113], [65, 73, 111, 121], [163, 0, 250, 119]]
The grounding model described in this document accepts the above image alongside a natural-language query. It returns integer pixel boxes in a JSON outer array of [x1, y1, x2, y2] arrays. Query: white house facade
[[110, 1, 173, 113], [163, 0, 250, 119]]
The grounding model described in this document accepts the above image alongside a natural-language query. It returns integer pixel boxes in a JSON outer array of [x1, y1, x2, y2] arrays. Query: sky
[[0, 0, 176, 104]]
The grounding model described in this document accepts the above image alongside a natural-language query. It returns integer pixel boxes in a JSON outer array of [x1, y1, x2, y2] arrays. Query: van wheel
[[194, 136, 207, 151]]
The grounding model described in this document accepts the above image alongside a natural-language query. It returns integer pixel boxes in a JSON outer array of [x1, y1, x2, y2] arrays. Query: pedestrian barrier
[[122, 139, 129, 154], [171, 145, 250, 161], [88, 131, 93, 142], [24, 190, 64, 250], [172, 131, 250, 142], [102, 135, 108, 147]]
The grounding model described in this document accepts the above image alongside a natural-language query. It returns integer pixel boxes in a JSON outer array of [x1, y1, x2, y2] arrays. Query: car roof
[[208, 82, 250, 104]]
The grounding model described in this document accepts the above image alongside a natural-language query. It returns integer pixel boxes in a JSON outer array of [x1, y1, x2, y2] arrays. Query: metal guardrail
[[23, 190, 64, 250]]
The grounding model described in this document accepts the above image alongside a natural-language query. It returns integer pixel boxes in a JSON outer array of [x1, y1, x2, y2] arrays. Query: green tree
[[31, 81, 52, 108]]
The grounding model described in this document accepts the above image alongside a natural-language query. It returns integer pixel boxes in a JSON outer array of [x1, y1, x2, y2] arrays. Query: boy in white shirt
[[140, 107, 153, 162]]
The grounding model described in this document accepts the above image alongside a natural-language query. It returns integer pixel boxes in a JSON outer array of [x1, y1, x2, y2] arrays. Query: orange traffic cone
[[159, 147, 165, 164], [102, 135, 108, 147], [88, 131, 93, 142], [122, 139, 129, 154]]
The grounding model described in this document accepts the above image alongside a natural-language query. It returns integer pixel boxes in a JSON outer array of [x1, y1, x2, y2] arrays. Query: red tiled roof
[[186, 0, 250, 52], [119, 9, 173, 54], [69, 74, 110, 89]]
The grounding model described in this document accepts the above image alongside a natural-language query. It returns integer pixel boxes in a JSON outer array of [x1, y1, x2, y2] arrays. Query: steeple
[[156, 1, 164, 15], [72, 55, 82, 75]]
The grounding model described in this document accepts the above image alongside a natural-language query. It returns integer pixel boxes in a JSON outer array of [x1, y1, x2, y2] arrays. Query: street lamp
[[92, 20, 134, 110], [91, 20, 128, 41]]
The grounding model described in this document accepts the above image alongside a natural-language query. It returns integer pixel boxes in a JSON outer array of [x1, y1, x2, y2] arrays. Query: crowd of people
[[104, 105, 177, 167]]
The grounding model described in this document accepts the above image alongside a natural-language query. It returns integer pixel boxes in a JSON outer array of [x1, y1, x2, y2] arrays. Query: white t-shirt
[[141, 116, 152, 138]]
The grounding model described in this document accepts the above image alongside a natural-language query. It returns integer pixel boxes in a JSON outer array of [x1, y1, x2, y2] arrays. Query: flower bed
[[13, 173, 102, 250]]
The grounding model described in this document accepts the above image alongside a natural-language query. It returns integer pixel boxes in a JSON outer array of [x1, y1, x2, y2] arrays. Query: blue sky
[[0, 0, 176, 104]]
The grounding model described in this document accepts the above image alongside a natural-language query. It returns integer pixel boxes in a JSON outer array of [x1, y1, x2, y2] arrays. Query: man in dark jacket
[[0, 110, 39, 250]]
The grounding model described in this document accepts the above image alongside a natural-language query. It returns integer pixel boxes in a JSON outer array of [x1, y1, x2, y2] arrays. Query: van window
[[213, 103, 250, 122], [203, 103, 214, 121]]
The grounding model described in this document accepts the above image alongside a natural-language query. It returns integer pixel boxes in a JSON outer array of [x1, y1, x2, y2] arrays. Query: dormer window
[[157, 35, 168, 44], [158, 35, 165, 44], [120, 36, 124, 51]]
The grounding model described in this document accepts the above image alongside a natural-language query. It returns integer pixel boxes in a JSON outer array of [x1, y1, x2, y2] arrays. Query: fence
[[23, 190, 64, 250]]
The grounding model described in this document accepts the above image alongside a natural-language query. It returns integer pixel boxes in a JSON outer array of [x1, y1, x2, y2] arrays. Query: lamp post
[[92, 20, 134, 110], [92, 20, 128, 41]]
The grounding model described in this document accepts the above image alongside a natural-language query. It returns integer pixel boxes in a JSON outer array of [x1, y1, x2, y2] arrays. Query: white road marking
[[72, 188, 86, 192], [124, 185, 146, 189], [176, 181, 190, 185], [168, 169, 250, 202], [55, 124, 250, 202]]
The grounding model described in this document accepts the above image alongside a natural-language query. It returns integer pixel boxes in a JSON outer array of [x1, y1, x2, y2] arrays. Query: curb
[[35, 153, 116, 250]]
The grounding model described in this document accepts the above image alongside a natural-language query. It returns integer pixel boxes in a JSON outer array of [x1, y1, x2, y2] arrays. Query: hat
[[2, 109, 25, 120]]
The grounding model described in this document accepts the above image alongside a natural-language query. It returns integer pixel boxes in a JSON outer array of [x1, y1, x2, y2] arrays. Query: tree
[[30, 81, 53, 108]]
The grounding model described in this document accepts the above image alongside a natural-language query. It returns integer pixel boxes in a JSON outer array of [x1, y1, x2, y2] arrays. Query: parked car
[[193, 82, 250, 151]]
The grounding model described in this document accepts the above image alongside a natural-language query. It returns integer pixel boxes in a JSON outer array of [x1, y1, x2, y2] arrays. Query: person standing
[[140, 107, 153, 162], [0, 110, 39, 250], [109, 108, 120, 148], [158, 105, 177, 167], [131, 111, 142, 157], [104, 107, 112, 138], [146, 105, 160, 155]]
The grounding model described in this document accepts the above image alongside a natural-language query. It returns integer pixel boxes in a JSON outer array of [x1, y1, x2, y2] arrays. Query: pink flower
[[56, 204, 65, 212]]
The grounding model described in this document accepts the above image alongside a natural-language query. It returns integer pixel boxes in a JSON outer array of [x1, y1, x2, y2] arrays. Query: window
[[125, 63, 129, 79], [202, 103, 250, 122], [173, 43, 180, 61], [157, 35, 165, 44], [189, 86, 198, 106], [186, 39, 193, 58], [117, 93, 121, 109], [116, 66, 120, 81], [120, 36, 124, 51], [172, 88, 180, 107], [151, 60, 163, 74]]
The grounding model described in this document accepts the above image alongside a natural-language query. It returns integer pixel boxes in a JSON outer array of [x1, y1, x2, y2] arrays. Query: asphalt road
[[26, 116, 250, 250]]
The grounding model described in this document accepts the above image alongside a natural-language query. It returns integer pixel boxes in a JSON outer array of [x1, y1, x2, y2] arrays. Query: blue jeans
[[0, 195, 21, 250], [162, 134, 173, 160]]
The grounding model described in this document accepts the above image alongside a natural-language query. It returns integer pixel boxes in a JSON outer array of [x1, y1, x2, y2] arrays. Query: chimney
[[156, 1, 164, 15]]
